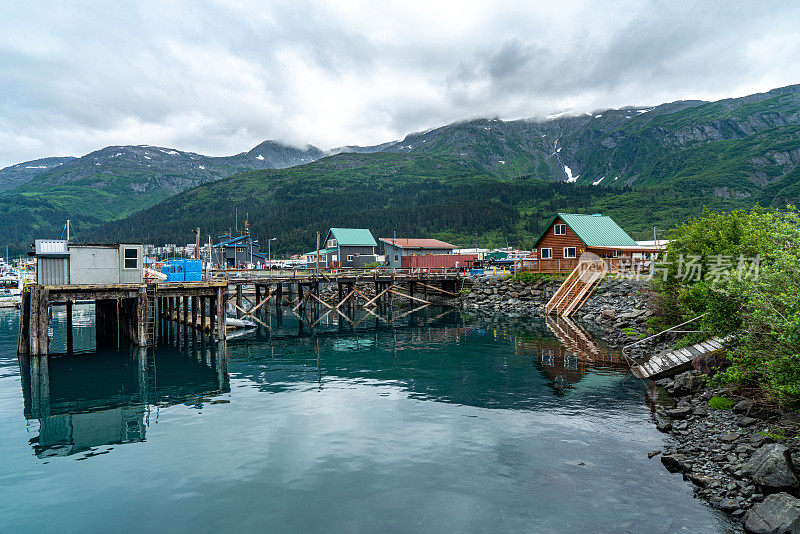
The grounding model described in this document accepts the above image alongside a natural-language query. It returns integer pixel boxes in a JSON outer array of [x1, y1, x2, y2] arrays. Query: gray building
[[379, 238, 456, 269], [35, 240, 144, 285]]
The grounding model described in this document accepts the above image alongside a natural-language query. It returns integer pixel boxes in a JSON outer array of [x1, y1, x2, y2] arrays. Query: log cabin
[[531, 213, 638, 260]]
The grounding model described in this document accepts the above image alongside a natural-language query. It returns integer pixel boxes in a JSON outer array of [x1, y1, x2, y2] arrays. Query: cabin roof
[[534, 213, 638, 248], [379, 238, 456, 249], [328, 228, 377, 247]]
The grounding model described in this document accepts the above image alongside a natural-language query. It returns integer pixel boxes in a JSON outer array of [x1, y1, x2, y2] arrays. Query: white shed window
[[554, 224, 567, 235], [123, 248, 139, 269], [347, 255, 354, 262], [394, 254, 399, 262], [540, 248, 553, 259], [563, 247, 577, 258]]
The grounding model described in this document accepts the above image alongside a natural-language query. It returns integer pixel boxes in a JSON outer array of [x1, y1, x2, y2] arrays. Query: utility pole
[[268, 237, 277, 265], [193, 228, 200, 259], [315, 231, 320, 272]]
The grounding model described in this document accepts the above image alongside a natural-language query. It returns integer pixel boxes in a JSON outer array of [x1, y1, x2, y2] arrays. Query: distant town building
[[379, 238, 456, 269], [211, 234, 264, 268]]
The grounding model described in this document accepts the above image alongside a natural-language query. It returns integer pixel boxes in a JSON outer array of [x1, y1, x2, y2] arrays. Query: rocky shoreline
[[459, 273, 800, 531], [652, 370, 800, 532]]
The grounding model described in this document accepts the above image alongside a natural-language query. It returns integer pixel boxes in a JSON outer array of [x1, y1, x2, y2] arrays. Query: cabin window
[[394, 254, 399, 262], [347, 255, 354, 262], [327, 238, 338, 248], [554, 224, 567, 235], [612, 250, 620, 258], [123, 248, 139, 269], [563, 247, 577, 258], [540, 248, 553, 259]]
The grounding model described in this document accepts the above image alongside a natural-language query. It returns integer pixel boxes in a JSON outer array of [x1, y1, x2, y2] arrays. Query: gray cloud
[[1, 0, 799, 167]]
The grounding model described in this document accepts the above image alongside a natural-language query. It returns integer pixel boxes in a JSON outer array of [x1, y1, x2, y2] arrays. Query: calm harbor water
[[0, 304, 734, 533]]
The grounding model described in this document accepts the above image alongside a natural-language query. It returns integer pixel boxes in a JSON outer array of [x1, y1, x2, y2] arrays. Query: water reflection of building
[[19, 342, 229, 458], [515, 317, 626, 387]]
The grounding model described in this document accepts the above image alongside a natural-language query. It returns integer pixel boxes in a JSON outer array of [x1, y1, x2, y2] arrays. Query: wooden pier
[[16, 270, 464, 356], [17, 281, 228, 356], [220, 270, 463, 319]]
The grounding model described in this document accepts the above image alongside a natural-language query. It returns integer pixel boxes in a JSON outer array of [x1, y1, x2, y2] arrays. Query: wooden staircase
[[630, 336, 729, 378], [545, 259, 606, 316]]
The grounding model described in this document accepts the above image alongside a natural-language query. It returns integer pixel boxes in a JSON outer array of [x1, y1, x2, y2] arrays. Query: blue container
[[161, 259, 203, 282]]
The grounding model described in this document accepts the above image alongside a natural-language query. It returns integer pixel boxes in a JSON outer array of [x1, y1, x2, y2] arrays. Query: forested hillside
[[87, 153, 743, 254]]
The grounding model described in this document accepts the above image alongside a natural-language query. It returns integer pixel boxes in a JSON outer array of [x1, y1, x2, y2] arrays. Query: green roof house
[[531, 213, 638, 260], [312, 228, 378, 268]]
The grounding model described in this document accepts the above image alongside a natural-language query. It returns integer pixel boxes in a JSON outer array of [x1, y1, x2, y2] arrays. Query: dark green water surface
[[0, 305, 734, 533]]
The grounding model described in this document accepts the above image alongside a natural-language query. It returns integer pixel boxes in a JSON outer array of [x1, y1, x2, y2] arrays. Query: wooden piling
[[137, 286, 147, 347], [66, 300, 73, 353], [216, 286, 226, 341], [191, 296, 198, 329]]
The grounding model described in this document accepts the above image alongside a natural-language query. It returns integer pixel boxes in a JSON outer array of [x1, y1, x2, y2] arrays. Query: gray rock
[[744, 492, 800, 533], [648, 450, 662, 459], [672, 371, 704, 395], [665, 406, 692, 419], [661, 454, 687, 473], [744, 444, 799, 492], [735, 400, 756, 414], [740, 416, 760, 427]]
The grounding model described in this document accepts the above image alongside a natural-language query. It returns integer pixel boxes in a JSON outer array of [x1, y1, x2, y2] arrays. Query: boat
[[0, 270, 23, 308], [225, 317, 257, 329]]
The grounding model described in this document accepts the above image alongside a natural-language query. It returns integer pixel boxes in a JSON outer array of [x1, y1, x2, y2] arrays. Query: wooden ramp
[[545, 260, 606, 316], [631, 337, 727, 378]]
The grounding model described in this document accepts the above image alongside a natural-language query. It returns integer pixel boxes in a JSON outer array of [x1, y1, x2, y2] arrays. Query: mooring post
[[17, 288, 31, 355], [66, 300, 73, 353], [276, 283, 283, 306], [191, 296, 198, 329], [216, 286, 226, 341], [28, 286, 40, 356], [37, 289, 50, 356], [236, 284, 242, 317]]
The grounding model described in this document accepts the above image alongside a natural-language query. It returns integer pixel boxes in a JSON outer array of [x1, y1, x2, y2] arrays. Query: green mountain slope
[[86, 152, 742, 255], [0, 141, 326, 249]]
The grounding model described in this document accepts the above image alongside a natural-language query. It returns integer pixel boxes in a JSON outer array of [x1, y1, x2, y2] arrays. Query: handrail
[[621, 313, 707, 354]]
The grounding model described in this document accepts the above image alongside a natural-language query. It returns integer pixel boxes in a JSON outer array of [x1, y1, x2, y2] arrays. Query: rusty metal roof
[[379, 238, 457, 250]]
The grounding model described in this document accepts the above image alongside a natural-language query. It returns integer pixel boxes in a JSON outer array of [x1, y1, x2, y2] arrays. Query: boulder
[[744, 492, 800, 533], [745, 444, 799, 493], [665, 406, 692, 420], [600, 308, 616, 320], [735, 400, 756, 414], [661, 453, 687, 473], [672, 371, 704, 396]]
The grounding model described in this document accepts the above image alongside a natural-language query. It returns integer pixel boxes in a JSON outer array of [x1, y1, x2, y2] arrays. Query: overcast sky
[[1, 1, 799, 167]]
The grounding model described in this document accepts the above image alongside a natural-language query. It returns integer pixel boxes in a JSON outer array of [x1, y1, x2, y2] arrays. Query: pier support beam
[[66, 300, 73, 353]]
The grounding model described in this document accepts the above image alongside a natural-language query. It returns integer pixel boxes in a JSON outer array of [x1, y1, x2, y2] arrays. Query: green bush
[[708, 396, 735, 410], [653, 206, 800, 404], [512, 272, 556, 283]]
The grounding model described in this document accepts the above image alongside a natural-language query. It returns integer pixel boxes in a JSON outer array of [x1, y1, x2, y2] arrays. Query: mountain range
[[3, 84, 800, 255]]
